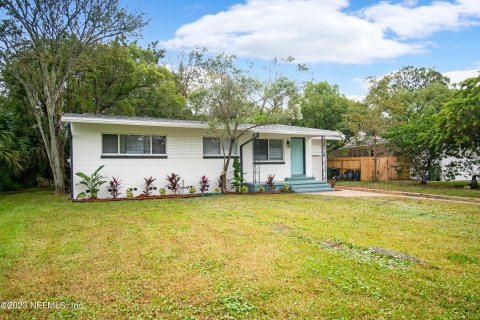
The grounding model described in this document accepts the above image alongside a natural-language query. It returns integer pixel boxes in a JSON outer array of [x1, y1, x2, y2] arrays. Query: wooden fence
[[327, 156, 408, 181]]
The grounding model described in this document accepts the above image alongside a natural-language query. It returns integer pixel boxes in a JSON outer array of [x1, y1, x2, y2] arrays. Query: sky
[[125, 0, 480, 99]]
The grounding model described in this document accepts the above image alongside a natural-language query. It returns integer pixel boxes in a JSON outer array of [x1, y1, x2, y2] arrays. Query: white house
[[62, 113, 342, 199]]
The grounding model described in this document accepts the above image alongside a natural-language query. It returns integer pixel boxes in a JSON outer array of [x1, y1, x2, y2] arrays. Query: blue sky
[[125, 0, 480, 98]]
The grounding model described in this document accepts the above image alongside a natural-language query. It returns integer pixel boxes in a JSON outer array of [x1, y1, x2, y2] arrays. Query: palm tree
[[0, 112, 28, 175]]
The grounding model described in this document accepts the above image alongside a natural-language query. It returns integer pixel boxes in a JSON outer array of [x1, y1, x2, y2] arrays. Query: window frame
[[101, 133, 167, 158], [202, 137, 239, 158], [253, 139, 284, 163]]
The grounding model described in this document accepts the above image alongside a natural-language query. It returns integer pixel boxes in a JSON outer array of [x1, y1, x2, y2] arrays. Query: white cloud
[[362, 0, 480, 39], [443, 69, 480, 84], [163, 0, 480, 64]]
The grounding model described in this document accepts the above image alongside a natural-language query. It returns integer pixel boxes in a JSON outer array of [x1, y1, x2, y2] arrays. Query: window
[[254, 139, 283, 162], [102, 134, 166, 155], [203, 138, 238, 156]]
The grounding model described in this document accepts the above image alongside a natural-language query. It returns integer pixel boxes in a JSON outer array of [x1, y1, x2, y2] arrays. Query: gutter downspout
[[240, 132, 259, 182], [67, 122, 74, 200]]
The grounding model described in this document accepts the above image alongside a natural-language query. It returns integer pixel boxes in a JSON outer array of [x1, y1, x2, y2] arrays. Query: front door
[[290, 137, 305, 175]]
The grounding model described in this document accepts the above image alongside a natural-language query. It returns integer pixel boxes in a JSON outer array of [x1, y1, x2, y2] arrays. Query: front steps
[[246, 176, 334, 193]]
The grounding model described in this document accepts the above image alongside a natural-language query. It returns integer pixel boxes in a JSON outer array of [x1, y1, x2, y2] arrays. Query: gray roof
[[61, 113, 342, 139]]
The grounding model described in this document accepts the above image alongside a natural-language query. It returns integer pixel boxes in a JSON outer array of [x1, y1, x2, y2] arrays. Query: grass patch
[[337, 180, 480, 198], [0, 189, 479, 318]]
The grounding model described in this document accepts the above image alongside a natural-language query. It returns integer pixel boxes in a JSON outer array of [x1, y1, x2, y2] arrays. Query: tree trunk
[[420, 172, 427, 184], [372, 136, 378, 182], [471, 175, 478, 189], [219, 138, 235, 193]]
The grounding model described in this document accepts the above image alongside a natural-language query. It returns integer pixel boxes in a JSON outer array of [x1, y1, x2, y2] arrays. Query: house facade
[[62, 113, 342, 198]]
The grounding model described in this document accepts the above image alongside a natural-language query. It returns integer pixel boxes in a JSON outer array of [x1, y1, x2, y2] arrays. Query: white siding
[[71, 123, 324, 198]]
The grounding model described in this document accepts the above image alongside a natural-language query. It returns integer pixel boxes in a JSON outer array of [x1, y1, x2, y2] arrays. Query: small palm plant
[[266, 174, 276, 193], [143, 176, 157, 196], [108, 177, 122, 199], [199, 175, 210, 194], [166, 173, 181, 194], [75, 165, 107, 199]]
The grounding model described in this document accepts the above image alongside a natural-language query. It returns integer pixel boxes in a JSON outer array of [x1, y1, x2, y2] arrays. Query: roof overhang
[[61, 113, 343, 139]]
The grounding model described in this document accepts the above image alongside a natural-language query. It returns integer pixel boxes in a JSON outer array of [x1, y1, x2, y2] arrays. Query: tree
[[0, 109, 28, 176], [192, 54, 300, 193], [64, 40, 188, 118], [383, 83, 451, 184], [348, 66, 450, 181], [434, 75, 480, 187], [299, 81, 355, 151], [0, 0, 145, 193]]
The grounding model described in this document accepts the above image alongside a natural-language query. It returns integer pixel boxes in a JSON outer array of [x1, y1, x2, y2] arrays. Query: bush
[[166, 173, 181, 194], [258, 186, 265, 193], [189, 186, 196, 194], [281, 184, 291, 193], [239, 185, 248, 194], [159, 188, 166, 196], [266, 174, 276, 193], [199, 175, 209, 194], [143, 176, 157, 196], [108, 177, 122, 198], [75, 165, 107, 199]]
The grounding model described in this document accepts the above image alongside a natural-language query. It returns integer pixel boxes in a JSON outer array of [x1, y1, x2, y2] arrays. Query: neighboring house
[[440, 156, 474, 181], [62, 113, 342, 198], [329, 139, 394, 158]]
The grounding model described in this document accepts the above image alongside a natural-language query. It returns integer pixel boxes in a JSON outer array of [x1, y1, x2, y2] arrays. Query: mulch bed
[[74, 193, 202, 202], [74, 191, 290, 202]]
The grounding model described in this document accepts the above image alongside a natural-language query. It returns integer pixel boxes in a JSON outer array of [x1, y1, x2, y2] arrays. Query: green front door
[[290, 138, 305, 175]]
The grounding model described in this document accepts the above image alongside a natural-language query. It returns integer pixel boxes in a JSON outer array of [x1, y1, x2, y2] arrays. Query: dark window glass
[[120, 135, 150, 154], [152, 136, 166, 154], [269, 139, 283, 160], [203, 138, 220, 155], [102, 134, 118, 153], [254, 139, 268, 161]]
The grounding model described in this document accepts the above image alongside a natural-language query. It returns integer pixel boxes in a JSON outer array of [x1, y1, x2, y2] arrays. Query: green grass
[[0, 189, 479, 319], [337, 180, 480, 198]]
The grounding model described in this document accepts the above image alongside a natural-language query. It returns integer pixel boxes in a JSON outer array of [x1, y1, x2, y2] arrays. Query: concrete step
[[285, 175, 315, 181], [283, 180, 330, 186]]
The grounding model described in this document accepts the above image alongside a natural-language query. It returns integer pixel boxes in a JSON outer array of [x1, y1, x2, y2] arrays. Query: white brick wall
[[70, 123, 326, 198]]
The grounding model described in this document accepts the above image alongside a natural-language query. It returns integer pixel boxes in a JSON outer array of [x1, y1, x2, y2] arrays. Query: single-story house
[[62, 113, 342, 199]]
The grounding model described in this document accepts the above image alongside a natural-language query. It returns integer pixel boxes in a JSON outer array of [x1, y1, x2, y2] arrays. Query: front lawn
[[1, 190, 479, 319], [337, 180, 480, 198]]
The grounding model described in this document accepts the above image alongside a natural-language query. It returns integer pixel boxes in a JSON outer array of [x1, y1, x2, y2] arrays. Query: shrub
[[143, 176, 157, 196], [199, 175, 209, 194], [239, 185, 248, 194], [126, 188, 134, 198], [189, 186, 196, 194], [108, 177, 122, 198], [266, 174, 276, 193], [231, 158, 245, 191], [281, 184, 291, 193], [258, 186, 265, 193], [75, 165, 107, 199], [214, 187, 220, 193], [166, 173, 181, 194], [159, 188, 166, 196]]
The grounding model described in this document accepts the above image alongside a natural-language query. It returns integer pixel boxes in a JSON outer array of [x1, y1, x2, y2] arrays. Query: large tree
[[434, 75, 480, 187], [64, 40, 188, 118], [299, 81, 356, 151], [384, 84, 452, 184], [192, 54, 301, 193], [348, 66, 450, 181], [0, 0, 145, 193]]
